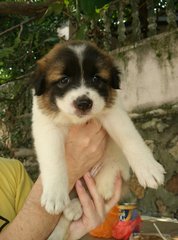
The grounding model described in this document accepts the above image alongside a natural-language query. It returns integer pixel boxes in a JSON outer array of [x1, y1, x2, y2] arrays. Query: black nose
[[74, 96, 93, 112]]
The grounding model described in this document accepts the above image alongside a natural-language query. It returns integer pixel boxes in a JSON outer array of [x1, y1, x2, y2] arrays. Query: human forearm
[[0, 177, 61, 240]]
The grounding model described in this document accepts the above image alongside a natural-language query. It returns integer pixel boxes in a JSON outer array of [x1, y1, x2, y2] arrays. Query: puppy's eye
[[57, 76, 70, 88], [92, 75, 107, 84], [92, 75, 101, 83]]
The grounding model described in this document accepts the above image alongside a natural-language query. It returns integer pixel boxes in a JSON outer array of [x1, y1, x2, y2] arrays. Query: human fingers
[[90, 161, 104, 177], [83, 172, 105, 220], [68, 180, 103, 240], [105, 174, 122, 213], [83, 172, 122, 215], [75, 179, 96, 219]]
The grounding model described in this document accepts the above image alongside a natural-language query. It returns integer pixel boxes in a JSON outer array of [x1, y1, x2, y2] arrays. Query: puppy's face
[[32, 41, 120, 120]]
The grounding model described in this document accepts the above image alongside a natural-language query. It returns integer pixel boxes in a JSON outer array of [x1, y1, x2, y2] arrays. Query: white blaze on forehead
[[68, 44, 86, 64], [55, 86, 105, 120]]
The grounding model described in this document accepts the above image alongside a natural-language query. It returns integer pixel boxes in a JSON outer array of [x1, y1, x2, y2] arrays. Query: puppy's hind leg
[[48, 198, 82, 240], [95, 139, 130, 201], [48, 216, 70, 240]]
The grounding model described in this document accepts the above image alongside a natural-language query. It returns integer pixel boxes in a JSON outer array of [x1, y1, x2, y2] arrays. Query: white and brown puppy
[[32, 41, 165, 239]]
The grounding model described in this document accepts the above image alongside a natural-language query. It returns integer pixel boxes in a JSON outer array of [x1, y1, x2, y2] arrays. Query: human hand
[[68, 172, 122, 240], [66, 120, 107, 189]]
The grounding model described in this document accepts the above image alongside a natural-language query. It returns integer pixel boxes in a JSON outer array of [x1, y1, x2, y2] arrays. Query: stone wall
[[128, 103, 178, 218]]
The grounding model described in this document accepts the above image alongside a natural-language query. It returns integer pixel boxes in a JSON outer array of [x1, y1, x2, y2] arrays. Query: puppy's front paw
[[64, 198, 82, 221], [135, 159, 165, 189], [41, 187, 70, 214]]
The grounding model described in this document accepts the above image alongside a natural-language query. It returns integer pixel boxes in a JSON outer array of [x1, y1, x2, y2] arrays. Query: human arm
[[0, 120, 107, 240]]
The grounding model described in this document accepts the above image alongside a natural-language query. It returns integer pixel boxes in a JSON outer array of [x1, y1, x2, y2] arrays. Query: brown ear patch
[[31, 60, 46, 96], [46, 64, 64, 83], [32, 44, 66, 95], [38, 43, 65, 84]]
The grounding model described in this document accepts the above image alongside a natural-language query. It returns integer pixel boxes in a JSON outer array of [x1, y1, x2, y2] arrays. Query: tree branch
[[0, 72, 33, 86], [0, 0, 61, 16], [0, 17, 36, 37]]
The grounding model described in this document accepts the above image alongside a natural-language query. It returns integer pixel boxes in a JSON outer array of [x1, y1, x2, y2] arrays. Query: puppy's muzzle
[[74, 96, 93, 113]]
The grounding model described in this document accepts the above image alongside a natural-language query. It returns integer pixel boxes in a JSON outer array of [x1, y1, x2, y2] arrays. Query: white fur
[[32, 89, 165, 239], [69, 44, 86, 65], [55, 86, 105, 122], [32, 97, 70, 214]]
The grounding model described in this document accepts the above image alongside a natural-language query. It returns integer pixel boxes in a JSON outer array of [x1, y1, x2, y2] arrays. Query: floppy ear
[[31, 60, 46, 96], [111, 67, 121, 89]]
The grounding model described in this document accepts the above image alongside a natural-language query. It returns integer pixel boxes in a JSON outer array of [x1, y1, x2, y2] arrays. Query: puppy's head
[[32, 41, 120, 120]]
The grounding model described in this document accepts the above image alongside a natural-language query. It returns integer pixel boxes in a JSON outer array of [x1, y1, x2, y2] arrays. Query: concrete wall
[[112, 30, 178, 112]]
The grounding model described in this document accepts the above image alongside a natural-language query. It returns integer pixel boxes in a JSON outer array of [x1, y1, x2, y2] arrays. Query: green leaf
[[75, 24, 88, 39], [96, 3, 109, 13], [79, 0, 111, 17], [44, 37, 59, 43], [50, 2, 63, 15], [64, 0, 69, 7], [0, 47, 14, 58]]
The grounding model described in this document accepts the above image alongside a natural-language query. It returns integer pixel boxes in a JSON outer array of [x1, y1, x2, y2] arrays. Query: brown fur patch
[[37, 44, 65, 84], [106, 89, 117, 108], [46, 64, 64, 83], [98, 69, 110, 80], [37, 93, 59, 118]]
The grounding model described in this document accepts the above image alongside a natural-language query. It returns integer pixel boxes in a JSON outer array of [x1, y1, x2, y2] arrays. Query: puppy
[[31, 41, 165, 239]]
